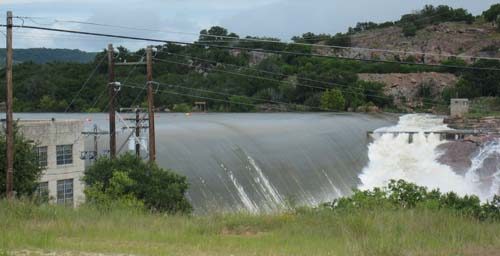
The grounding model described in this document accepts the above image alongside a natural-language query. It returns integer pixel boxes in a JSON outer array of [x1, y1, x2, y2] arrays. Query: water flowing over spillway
[[360, 114, 500, 201], [153, 113, 395, 213], [12, 112, 498, 212]]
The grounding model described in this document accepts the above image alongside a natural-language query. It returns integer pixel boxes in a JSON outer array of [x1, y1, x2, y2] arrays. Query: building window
[[36, 146, 48, 167], [57, 179, 73, 205], [35, 181, 49, 199], [56, 144, 73, 165]]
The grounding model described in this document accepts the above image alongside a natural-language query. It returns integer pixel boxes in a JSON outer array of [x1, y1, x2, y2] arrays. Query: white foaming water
[[360, 114, 499, 201], [465, 141, 500, 200], [221, 163, 259, 213], [321, 169, 343, 197], [246, 155, 286, 209]]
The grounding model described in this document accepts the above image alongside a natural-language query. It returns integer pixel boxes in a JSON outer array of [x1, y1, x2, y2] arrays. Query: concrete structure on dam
[[450, 98, 469, 118], [15, 119, 85, 207]]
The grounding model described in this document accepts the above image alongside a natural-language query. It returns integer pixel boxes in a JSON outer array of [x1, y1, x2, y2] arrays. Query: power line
[[3, 21, 496, 113], [122, 83, 291, 111], [16, 15, 500, 62], [64, 55, 106, 112], [4, 24, 500, 72], [154, 51, 448, 105], [150, 56, 450, 108], [293, 12, 454, 42], [150, 54, 494, 112], [138, 81, 326, 111]]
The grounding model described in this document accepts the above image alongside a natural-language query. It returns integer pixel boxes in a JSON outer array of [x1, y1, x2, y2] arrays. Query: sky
[[1, 0, 498, 51]]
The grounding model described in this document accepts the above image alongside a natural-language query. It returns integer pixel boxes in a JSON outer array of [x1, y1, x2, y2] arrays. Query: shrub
[[320, 89, 345, 111], [84, 171, 145, 212], [84, 154, 192, 214], [402, 23, 417, 37], [228, 95, 256, 112], [172, 103, 192, 113], [321, 180, 500, 221], [483, 4, 500, 22], [0, 126, 44, 198]]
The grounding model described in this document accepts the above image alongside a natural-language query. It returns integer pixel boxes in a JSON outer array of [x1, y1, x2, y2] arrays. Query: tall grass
[[1, 200, 499, 255]]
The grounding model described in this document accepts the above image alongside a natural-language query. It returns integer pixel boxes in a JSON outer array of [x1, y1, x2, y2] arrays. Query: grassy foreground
[[1, 201, 500, 256]]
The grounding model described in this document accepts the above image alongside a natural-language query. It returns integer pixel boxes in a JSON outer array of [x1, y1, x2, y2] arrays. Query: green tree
[[172, 103, 192, 113], [359, 81, 392, 107], [462, 60, 500, 97], [199, 26, 232, 42], [38, 95, 58, 111], [228, 95, 256, 112], [84, 154, 192, 214], [402, 23, 417, 37], [84, 171, 144, 211], [483, 4, 500, 22], [321, 89, 345, 111], [0, 127, 44, 198]]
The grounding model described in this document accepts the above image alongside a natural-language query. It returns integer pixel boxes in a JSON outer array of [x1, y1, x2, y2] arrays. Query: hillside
[[315, 22, 500, 64], [1, 4, 499, 113], [0, 48, 97, 64], [307, 20, 499, 110]]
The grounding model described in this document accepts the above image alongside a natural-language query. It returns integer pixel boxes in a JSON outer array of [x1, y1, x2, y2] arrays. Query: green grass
[[1, 201, 500, 255], [467, 97, 500, 118]]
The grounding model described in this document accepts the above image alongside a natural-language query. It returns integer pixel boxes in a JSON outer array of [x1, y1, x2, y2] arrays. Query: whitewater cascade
[[359, 114, 500, 201]]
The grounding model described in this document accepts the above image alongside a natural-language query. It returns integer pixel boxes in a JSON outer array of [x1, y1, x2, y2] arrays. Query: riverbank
[[1, 201, 499, 256]]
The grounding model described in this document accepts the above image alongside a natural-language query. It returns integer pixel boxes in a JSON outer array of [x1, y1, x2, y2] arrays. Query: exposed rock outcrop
[[315, 22, 500, 64], [359, 72, 458, 108], [230, 50, 275, 66], [444, 116, 500, 132], [438, 116, 500, 195]]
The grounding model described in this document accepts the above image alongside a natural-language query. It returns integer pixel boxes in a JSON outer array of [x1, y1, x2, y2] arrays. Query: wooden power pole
[[135, 108, 141, 157], [108, 44, 117, 159], [5, 11, 14, 199], [146, 46, 156, 162]]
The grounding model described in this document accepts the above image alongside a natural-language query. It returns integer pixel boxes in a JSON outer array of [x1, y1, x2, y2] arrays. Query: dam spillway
[[12, 112, 396, 213], [152, 113, 396, 213]]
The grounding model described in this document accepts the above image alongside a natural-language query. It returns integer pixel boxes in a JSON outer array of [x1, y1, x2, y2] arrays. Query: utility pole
[[146, 46, 156, 162], [81, 126, 108, 161], [108, 44, 117, 159], [93, 124, 99, 159], [135, 107, 141, 157], [5, 11, 14, 199]]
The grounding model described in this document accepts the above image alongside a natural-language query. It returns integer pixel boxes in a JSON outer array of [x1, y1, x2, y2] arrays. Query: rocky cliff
[[359, 72, 458, 109], [315, 22, 500, 64]]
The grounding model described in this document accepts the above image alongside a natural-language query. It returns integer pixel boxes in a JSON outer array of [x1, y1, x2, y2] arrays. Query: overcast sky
[[1, 0, 498, 51]]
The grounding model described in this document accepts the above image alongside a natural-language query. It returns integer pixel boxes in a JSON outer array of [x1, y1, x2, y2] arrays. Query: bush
[[321, 180, 500, 221], [483, 4, 500, 22], [402, 23, 417, 37], [461, 60, 500, 97], [0, 126, 44, 198], [325, 33, 351, 47], [172, 103, 192, 113], [320, 89, 345, 111], [84, 171, 145, 212], [228, 95, 256, 112], [84, 154, 192, 214]]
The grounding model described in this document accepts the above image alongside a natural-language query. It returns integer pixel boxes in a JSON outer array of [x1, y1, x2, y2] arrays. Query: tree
[[462, 60, 500, 97], [321, 89, 345, 111], [483, 4, 500, 22], [402, 23, 417, 37], [358, 81, 392, 107], [326, 33, 351, 47], [0, 126, 44, 198], [228, 95, 256, 112], [199, 26, 230, 41], [84, 154, 192, 214]]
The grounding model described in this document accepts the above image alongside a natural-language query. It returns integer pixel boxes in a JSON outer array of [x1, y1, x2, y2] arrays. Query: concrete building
[[450, 99, 469, 118], [17, 119, 85, 207]]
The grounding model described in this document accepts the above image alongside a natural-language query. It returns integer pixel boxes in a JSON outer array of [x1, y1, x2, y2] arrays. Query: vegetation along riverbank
[[1, 180, 499, 256]]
